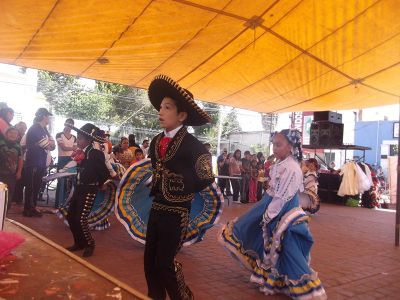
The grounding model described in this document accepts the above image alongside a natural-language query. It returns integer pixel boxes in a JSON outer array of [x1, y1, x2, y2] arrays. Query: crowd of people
[[217, 149, 269, 203], [0, 104, 151, 217], [217, 147, 321, 214]]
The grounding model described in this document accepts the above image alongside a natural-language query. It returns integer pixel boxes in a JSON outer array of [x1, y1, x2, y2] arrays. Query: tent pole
[[396, 100, 400, 246]]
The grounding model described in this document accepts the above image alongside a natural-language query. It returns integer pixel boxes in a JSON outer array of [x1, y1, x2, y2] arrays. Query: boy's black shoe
[[82, 246, 94, 257], [66, 245, 84, 252]]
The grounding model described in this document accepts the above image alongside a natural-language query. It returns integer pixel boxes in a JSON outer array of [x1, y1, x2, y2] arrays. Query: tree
[[95, 81, 159, 129], [37, 71, 159, 129], [260, 113, 278, 134], [192, 101, 220, 137], [250, 143, 270, 157], [38, 71, 114, 122], [222, 110, 241, 137]]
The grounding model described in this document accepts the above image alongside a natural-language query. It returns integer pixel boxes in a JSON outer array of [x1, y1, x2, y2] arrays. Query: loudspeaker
[[310, 122, 320, 146], [309, 121, 343, 147], [313, 111, 342, 124]]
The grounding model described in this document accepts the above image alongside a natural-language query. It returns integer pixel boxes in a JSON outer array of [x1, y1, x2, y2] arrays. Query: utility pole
[[395, 99, 400, 246]]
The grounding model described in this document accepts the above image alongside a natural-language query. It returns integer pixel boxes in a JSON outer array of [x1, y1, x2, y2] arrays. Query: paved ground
[[6, 200, 400, 300], [0, 220, 146, 300]]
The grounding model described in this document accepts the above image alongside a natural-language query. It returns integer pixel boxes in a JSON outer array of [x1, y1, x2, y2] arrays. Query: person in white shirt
[[55, 118, 76, 208], [56, 118, 77, 169], [141, 139, 149, 157]]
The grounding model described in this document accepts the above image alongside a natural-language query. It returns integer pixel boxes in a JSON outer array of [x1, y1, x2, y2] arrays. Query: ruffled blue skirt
[[115, 159, 223, 246], [219, 193, 326, 299]]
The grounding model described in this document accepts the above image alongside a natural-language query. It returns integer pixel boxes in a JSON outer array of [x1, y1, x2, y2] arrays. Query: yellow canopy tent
[[0, 0, 399, 113]]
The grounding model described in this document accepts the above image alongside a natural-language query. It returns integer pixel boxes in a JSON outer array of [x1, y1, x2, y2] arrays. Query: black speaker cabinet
[[310, 122, 320, 146], [313, 111, 342, 124], [309, 121, 343, 147]]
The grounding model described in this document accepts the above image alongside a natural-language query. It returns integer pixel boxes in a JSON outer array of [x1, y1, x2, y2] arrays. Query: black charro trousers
[[66, 185, 98, 248], [144, 202, 193, 300]]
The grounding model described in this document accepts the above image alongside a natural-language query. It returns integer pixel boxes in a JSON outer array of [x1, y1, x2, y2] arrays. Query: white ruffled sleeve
[[265, 158, 303, 222]]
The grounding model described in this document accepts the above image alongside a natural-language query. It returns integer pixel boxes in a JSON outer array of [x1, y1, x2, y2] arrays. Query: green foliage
[[250, 144, 270, 156], [37, 71, 159, 128], [192, 101, 219, 136], [222, 110, 241, 137], [201, 126, 219, 155]]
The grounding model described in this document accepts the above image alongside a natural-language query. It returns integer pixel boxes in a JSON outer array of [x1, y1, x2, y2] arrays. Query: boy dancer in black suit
[[65, 123, 109, 257], [145, 75, 215, 300]]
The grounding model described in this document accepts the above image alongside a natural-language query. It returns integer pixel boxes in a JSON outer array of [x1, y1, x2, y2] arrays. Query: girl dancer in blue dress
[[219, 129, 326, 300]]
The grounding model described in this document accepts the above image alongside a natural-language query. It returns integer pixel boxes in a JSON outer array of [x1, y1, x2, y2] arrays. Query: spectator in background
[[141, 139, 149, 157], [217, 148, 230, 196], [24, 108, 55, 217], [55, 118, 77, 208], [132, 148, 145, 164], [300, 158, 321, 214], [56, 118, 77, 170], [240, 150, 251, 203], [128, 133, 140, 154], [0, 127, 23, 211], [225, 153, 232, 196], [115, 137, 134, 169], [248, 157, 258, 203], [0, 107, 14, 136], [15, 122, 27, 142], [104, 131, 113, 155], [12, 121, 28, 204], [229, 149, 242, 203], [257, 161, 265, 201], [264, 154, 275, 180], [256, 152, 265, 167], [264, 154, 276, 191], [256, 152, 265, 201]]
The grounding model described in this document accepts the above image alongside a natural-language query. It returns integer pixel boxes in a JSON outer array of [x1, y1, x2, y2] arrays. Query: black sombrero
[[148, 75, 211, 126], [65, 122, 105, 143]]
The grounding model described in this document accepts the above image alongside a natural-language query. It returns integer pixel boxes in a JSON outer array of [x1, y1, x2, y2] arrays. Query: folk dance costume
[[116, 159, 222, 245], [299, 171, 320, 214], [219, 130, 326, 300], [144, 75, 215, 300], [50, 161, 122, 231], [65, 123, 109, 256]]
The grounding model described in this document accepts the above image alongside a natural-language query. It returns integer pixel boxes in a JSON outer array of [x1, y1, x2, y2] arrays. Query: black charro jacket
[[149, 126, 214, 205], [77, 145, 109, 186]]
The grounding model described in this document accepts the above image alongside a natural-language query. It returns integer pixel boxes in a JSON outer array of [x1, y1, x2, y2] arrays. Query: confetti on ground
[[106, 290, 122, 299], [6, 273, 29, 277], [0, 278, 19, 284]]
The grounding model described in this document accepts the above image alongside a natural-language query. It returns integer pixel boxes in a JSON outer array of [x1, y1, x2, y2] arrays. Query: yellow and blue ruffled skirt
[[219, 193, 326, 300]]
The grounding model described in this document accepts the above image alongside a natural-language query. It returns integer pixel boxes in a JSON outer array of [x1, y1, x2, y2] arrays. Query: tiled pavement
[[7, 200, 400, 299]]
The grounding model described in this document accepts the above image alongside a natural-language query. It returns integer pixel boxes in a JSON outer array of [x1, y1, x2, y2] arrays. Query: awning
[[0, 0, 399, 113]]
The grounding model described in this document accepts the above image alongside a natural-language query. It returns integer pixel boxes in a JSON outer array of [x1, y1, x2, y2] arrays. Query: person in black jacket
[[64, 123, 109, 257], [145, 75, 214, 300]]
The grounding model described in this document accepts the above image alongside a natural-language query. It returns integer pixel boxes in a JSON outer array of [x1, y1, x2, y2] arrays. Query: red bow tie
[[159, 137, 172, 158]]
